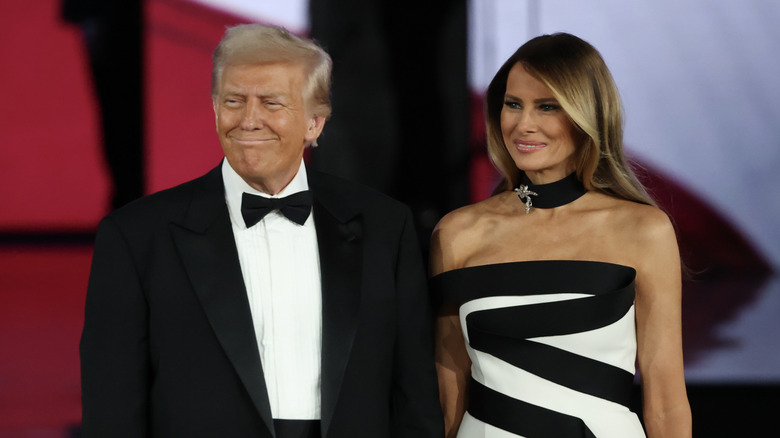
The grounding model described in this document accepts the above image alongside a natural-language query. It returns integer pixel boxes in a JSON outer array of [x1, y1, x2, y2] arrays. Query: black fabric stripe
[[469, 331, 634, 408], [430, 261, 635, 309], [467, 280, 635, 340], [468, 378, 596, 438], [465, 282, 635, 408]]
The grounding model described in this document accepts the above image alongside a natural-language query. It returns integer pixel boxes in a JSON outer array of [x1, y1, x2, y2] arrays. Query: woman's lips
[[514, 141, 546, 152]]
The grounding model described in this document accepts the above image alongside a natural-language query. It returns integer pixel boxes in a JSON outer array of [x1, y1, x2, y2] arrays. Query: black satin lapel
[[169, 191, 276, 437], [314, 199, 362, 437]]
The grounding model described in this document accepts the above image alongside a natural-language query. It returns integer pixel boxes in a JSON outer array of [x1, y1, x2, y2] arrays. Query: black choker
[[514, 172, 586, 214]]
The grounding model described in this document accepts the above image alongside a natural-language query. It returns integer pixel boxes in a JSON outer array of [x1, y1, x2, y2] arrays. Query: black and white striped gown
[[432, 260, 646, 438]]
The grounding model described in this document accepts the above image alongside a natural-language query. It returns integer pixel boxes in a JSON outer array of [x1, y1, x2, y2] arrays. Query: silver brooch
[[514, 185, 538, 214]]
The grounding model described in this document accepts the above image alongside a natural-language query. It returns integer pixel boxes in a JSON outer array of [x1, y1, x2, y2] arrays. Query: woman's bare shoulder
[[430, 193, 515, 274], [435, 193, 514, 235], [608, 197, 675, 241], [589, 194, 679, 267]]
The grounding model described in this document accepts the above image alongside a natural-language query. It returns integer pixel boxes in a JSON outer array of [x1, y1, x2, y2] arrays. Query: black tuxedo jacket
[[80, 164, 444, 437]]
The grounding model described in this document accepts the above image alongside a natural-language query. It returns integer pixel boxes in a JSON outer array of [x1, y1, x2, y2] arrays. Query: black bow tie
[[241, 191, 313, 227]]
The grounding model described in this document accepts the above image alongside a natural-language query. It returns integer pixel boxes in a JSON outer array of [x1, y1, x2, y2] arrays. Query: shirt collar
[[222, 158, 310, 229]]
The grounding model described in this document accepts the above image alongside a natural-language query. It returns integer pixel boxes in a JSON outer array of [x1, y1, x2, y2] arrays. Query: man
[[80, 24, 444, 438]]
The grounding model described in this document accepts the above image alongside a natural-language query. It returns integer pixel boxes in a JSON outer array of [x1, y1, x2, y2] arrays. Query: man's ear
[[305, 115, 326, 143]]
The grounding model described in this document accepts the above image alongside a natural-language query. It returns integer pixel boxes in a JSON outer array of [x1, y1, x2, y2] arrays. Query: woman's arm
[[634, 210, 692, 437], [430, 219, 472, 438], [435, 310, 471, 438]]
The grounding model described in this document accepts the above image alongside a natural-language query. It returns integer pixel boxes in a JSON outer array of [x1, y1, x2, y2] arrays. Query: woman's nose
[[517, 110, 536, 133]]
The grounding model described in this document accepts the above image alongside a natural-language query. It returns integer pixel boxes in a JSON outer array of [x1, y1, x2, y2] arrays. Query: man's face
[[213, 62, 325, 194]]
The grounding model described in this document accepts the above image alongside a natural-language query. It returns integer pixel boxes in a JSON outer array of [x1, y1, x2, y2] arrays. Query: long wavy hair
[[486, 33, 654, 206]]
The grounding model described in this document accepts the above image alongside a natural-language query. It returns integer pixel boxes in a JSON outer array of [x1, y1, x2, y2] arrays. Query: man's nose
[[240, 100, 264, 130]]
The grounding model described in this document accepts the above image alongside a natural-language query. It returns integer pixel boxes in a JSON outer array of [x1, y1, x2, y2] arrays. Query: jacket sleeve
[[391, 208, 445, 437], [80, 216, 150, 437]]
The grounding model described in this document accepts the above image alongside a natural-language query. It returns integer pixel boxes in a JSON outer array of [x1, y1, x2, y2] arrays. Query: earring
[[311, 139, 319, 148]]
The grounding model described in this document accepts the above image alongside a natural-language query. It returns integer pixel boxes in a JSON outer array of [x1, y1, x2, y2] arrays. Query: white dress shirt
[[222, 158, 322, 420]]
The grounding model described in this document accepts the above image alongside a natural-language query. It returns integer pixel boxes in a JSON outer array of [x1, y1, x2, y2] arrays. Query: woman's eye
[[539, 104, 559, 112], [504, 100, 521, 109]]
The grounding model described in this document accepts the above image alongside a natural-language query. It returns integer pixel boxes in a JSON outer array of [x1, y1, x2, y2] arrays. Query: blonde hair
[[211, 24, 332, 119], [486, 33, 654, 205]]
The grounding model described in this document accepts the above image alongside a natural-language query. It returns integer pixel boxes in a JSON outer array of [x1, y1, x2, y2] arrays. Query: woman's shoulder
[[588, 193, 678, 259], [430, 192, 517, 274], [602, 194, 674, 238], [435, 192, 516, 236]]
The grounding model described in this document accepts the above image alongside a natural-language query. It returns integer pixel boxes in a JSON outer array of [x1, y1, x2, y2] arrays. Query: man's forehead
[[223, 60, 304, 76], [220, 62, 303, 87]]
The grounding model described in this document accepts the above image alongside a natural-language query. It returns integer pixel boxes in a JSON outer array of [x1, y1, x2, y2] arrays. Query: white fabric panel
[[460, 292, 644, 437], [461, 295, 637, 374], [468, 332, 645, 437]]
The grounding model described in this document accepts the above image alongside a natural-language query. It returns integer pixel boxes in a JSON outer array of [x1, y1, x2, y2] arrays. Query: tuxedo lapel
[[309, 171, 363, 437], [168, 166, 276, 437]]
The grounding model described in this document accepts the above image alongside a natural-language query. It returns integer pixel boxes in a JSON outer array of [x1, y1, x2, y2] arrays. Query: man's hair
[[485, 32, 654, 206], [211, 24, 332, 118]]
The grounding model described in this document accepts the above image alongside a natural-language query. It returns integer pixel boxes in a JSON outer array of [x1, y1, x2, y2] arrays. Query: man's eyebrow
[[260, 92, 285, 100], [220, 87, 245, 96]]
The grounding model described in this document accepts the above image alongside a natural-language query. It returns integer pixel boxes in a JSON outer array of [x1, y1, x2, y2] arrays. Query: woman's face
[[501, 63, 579, 184]]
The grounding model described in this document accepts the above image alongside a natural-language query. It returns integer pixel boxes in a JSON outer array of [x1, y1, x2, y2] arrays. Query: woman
[[430, 33, 691, 437]]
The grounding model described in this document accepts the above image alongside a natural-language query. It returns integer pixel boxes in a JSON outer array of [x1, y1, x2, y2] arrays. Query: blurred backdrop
[[0, 0, 777, 436]]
